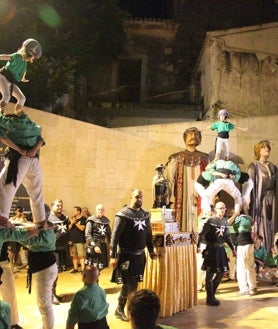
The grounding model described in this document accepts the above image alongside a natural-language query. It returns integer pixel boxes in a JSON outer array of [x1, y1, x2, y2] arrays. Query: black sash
[[78, 317, 109, 329], [218, 131, 229, 138]]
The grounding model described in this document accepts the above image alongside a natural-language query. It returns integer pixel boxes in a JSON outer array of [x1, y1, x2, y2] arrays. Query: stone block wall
[[117, 114, 278, 173], [5, 105, 181, 222], [5, 104, 277, 225]]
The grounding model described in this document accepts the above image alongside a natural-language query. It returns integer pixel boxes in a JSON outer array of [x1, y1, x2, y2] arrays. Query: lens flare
[[0, 0, 16, 25], [38, 4, 61, 28]]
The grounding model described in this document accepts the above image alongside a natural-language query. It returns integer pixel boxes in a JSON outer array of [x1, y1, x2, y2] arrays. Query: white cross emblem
[[98, 225, 107, 236], [134, 219, 146, 231], [215, 226, 224, 237], [57, 222, 67, 234]]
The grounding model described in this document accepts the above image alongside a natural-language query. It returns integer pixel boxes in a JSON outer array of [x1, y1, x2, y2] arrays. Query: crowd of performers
[[0, 37, 277, 325]]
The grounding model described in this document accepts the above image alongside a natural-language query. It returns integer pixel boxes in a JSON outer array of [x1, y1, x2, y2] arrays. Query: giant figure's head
[[183, 127, 202, 147], [253, 140, 271, 160]]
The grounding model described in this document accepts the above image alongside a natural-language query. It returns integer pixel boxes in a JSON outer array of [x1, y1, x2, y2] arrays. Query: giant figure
[[165, 127, 209, 231], [248, 140, 277, 252]]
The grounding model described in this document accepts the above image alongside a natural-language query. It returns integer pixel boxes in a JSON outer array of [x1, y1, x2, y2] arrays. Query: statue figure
[[152, 164, 170, 209]]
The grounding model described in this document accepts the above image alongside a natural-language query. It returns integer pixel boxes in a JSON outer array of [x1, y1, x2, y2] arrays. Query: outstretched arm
[[235, 126, 248, 132], [201, 125, 212, 132], [0, 54, 11, 61]]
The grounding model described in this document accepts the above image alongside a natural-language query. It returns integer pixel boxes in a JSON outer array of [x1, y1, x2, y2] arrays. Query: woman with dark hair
[[248, 140, 277, 252]]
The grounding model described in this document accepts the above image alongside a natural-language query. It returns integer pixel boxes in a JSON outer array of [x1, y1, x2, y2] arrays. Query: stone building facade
[[90, 19, 182, 107], [191, 22, 278, 119]]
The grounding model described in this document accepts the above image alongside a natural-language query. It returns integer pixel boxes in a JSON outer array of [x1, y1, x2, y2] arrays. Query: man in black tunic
[[85, 203, 111, 270], [48, 198, 70, 305], [198, 201, 236, 306], [110, 189, 157, 321]]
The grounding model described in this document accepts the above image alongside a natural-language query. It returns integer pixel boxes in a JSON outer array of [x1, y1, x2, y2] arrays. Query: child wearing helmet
[[203, 109, 247, 161], [0, 38, 42, 114]]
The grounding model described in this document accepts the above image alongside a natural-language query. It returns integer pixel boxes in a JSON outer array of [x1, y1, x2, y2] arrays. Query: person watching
[[66, 265, 109, 329], [128, 289, 177, 329], [85, 204, 111, 270]]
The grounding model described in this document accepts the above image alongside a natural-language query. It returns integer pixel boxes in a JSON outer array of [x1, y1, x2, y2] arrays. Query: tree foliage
[[0, 0, 126, 111]]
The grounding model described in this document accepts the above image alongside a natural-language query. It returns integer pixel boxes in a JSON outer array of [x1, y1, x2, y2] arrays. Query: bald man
[[66, 265, 109, 329], [110, 189, 157, 321], [85, 204, 111, 270]]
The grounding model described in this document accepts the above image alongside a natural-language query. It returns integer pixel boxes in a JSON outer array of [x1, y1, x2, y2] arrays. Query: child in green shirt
[[0, 38, 42, 113]]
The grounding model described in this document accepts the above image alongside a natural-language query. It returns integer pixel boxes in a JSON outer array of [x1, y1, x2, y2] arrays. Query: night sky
[[118, 0, 278, 25], [118, 0, 172, 19]]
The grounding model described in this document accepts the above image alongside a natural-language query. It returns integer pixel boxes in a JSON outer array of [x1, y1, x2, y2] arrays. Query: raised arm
[[227, 212, 239, 225]]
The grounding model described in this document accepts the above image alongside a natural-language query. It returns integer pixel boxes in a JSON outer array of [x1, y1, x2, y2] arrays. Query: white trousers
[[216, 137, 229, 157], [226, 248, 236, 280], [194, 181, 211, 215], [0, 157, 45, 223], [33, 263, 58, 329], [0, 260, 20, 326], [236, 244, 257, 293], [0, 74, 26, 106], [203, 179, 242, 213]]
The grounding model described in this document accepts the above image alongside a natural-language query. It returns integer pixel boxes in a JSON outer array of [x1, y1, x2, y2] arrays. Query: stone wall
[[5, 104, 277, 225], [116, 114, 278, 173], [5, 104, 182, 222]]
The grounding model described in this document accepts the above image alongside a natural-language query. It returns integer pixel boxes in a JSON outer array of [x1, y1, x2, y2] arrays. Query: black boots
[[115, 296, 129, 321], [205, 272, 222, 306], [206, 286, 220, 306], [115, 306, 129, 321]]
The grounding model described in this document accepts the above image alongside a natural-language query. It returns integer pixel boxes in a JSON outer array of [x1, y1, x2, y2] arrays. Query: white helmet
[[22, 38, 42, 59], [218, 109, 229, 118]]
